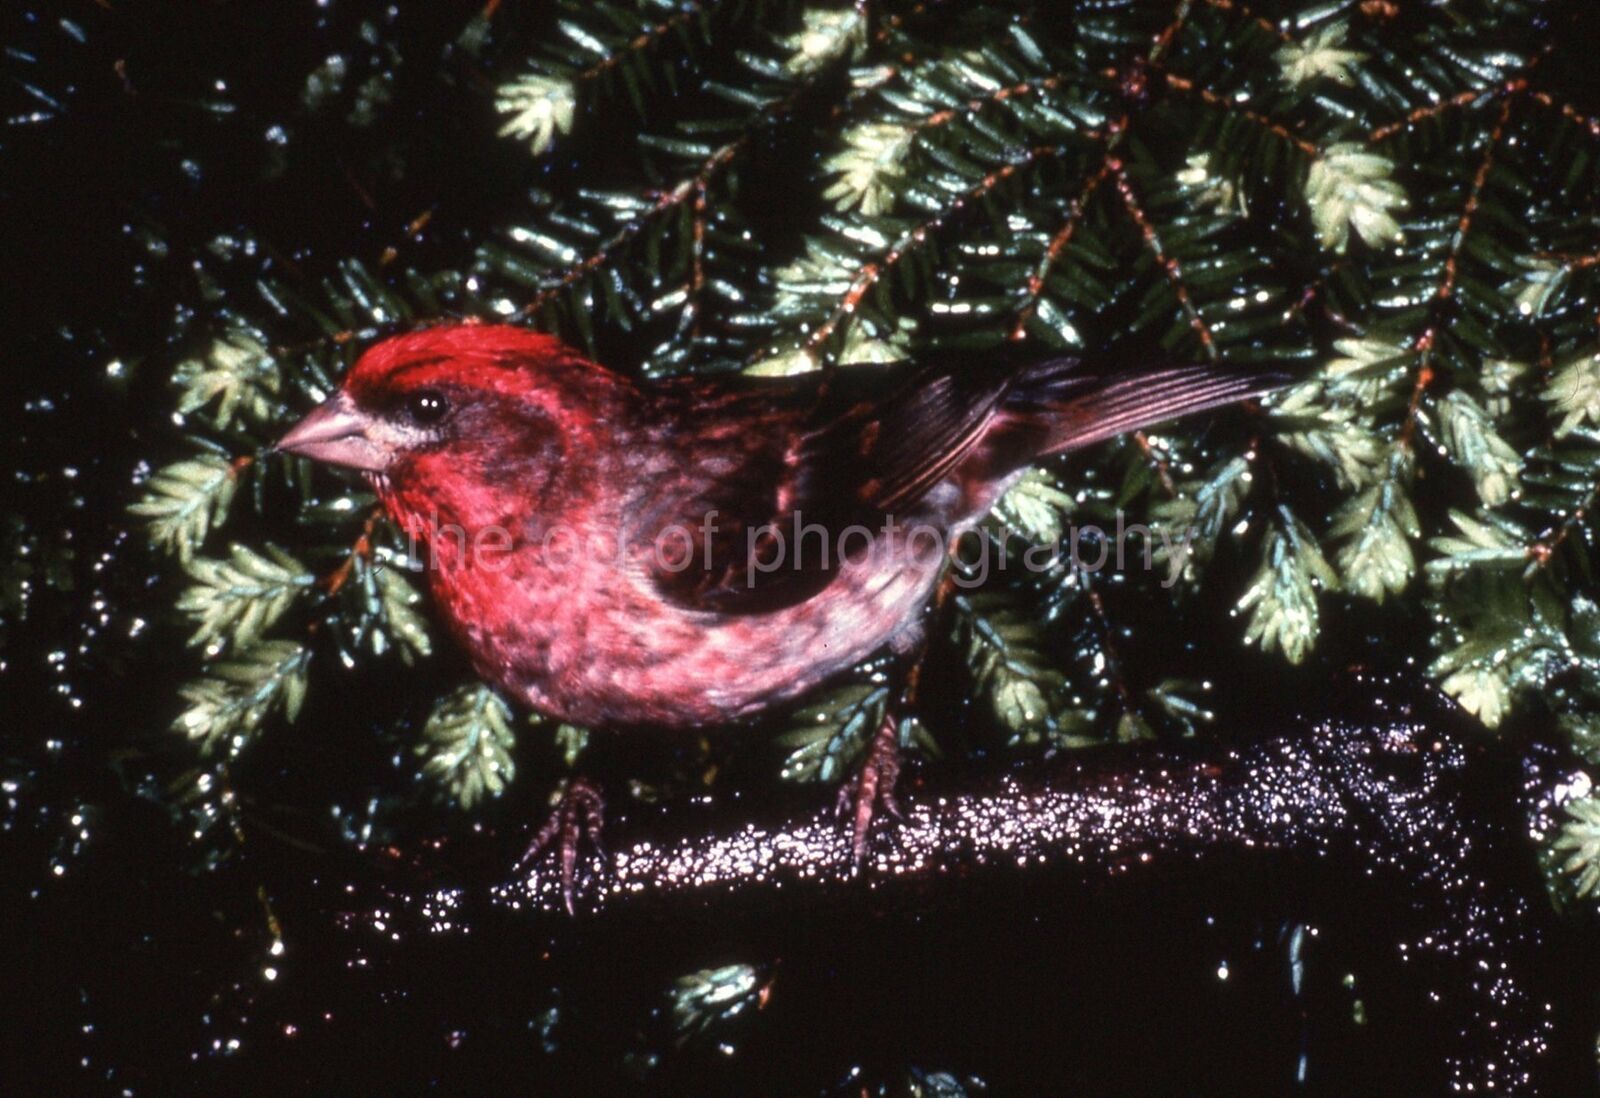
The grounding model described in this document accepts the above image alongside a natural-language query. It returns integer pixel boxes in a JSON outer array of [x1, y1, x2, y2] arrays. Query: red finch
[[278, 324, 1282, 897]]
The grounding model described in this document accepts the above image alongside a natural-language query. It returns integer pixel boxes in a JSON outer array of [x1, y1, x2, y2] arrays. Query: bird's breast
[[427, 517, 947, 729]]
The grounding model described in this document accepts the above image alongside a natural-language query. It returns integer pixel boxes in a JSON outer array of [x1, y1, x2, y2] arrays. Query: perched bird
[[278, 323, 1283, 900]]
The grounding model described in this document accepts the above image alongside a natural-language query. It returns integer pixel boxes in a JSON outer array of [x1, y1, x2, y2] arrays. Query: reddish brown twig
[[1110, 158, 1218, 362], [1165, 73, 1319, 156], [804, 145, 1070, 354], [1010, 160, 1114, 342], [1399, 97, 1514, 448], [323, 508, 384, 598]]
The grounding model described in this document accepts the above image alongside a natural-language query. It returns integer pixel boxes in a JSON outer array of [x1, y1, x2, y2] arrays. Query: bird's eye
[[405, 389, 450, 425]]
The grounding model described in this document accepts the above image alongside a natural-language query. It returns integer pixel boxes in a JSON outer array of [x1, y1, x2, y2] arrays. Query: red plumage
[[280, 323, 1282, 730]]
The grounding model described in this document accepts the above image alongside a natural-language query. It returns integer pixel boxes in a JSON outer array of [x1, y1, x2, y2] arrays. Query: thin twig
[[1399, 97, 1514, 448], [574, 4, 704, 85], [1009, 160, 1113, 342], [323, 508, 384, 598], [1110, 158, 1218, 363], [1165, 73, 1318, 156], [803, 144, 1070, 354]]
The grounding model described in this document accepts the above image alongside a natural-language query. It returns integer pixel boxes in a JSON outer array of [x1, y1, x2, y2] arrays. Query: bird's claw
[[835, 714, 904, 871], [515, 777, 605, 915]]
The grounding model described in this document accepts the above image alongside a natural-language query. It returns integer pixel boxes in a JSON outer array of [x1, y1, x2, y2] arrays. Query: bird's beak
[[275, 392, 390, 472]]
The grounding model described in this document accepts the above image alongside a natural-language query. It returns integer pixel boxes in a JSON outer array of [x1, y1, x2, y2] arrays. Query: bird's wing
[[640, 361, 1016, 615], [639, 356, 1284, 615]]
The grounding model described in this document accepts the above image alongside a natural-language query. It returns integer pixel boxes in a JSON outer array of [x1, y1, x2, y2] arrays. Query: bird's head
[[277, 323, 629, 543], [276, 323, 619, 478]]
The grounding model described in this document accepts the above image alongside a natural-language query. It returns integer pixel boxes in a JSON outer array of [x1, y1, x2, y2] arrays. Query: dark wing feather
[[641, 357, 1287, 615], [855, 367, 1015, 510], [1004, 360, 1286, 456], [642, 361, 1014, 614]]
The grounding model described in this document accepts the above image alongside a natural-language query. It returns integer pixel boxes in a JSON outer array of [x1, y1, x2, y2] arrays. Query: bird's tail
[[1004, 359, 1290, 456]]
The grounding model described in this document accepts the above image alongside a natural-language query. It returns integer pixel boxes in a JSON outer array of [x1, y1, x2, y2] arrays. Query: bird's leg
[[514, 776, 605, 915], [836, 565, 959, 869], [836, 710, 906, 869]]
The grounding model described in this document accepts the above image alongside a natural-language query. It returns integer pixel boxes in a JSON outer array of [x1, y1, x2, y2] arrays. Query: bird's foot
[[835, 714, 904, 870], [514, 776, 605, 915]]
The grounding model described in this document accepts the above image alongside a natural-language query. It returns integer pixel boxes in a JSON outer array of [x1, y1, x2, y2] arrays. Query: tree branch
[[363, 683, 1583, 1095]]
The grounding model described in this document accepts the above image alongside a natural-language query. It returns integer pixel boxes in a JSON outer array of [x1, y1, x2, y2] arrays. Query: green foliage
[[177, 544, 313, 654], [1151, 454, 1252, 577], [776, 681, 888, 783], [1552, 793, 1600, 901], [496, 0, 740, 156], [418, 684, 519, 808], [670, 963, 766, 1044], [172, 328, 282, 431], [1238, 507, 1337, 666], [1547, 350, 1600, 438], [1303, 144, 1407, 253], [1270, 376, 1388, 490], [1432, 390, 1522, 508], [903, 1071, 985, 1098], [553, 721, 591, 769], [954, 590, 1066, 741], [1274, 20, 1363, 89], [129, 453, 241, 562], [1427, 571, 1563, 729], [1565, 715, 1600, 770], [1143, 678, 1216, 738], [342, 556, 435, 665], [172, 641, 310, 758], [993, 468, 1076, 545], [1329, 456, 1419, 604]]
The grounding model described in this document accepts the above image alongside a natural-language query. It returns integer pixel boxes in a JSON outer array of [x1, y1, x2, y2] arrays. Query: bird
[[278, 322, 1284, 904]]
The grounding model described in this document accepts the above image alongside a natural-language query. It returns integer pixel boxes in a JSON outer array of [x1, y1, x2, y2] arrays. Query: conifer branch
[[105, 0, 1600, 914], [1009, 160, 1112, 342], [511, 79, 816, 325], [1531, 250, 1600, 272], [1400, 96, 1514, 449], [1110, 158, 1217, 362], [1525, 88, 1600, 140], [1197, 0, 1286, 43], [1081, 578, 1141, 732], [803, 143, 1070, 355], [1164, 73, 1317, 157], [574, 3, 705, 86], [1528, 441, 1600, 571], [919, 73, 1068, 132], [323, 507, 384, 599], [1367, 84, 1507, 145]]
